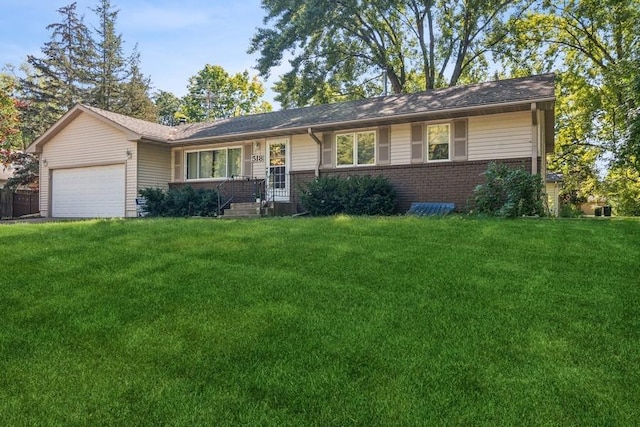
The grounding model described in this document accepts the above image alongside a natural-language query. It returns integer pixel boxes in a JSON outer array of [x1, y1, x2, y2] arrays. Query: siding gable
[[467, 112, 532, 161]]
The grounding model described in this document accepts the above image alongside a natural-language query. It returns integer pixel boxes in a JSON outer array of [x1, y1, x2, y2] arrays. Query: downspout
[[531, 102, 538, 175], [308, 128, 322, 178], [538, 109, 546, 179]]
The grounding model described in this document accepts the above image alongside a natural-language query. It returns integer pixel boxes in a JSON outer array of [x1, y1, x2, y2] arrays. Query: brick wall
[[171, 158, 537, 214], [169, 178, 265, 204], [291, 158, 534, 213]]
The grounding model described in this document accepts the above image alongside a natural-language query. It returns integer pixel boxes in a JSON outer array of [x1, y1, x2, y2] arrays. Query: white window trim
[[426, 122, 452, 163], [184, 146, 243, 181], [335, 130, 377, 167]]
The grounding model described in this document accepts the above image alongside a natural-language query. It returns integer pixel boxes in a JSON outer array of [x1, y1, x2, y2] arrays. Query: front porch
[[168, 175, 296, 217]]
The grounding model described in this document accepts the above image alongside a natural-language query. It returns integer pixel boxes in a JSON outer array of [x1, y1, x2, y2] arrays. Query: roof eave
[[139, 136, 171, 145], [26, 104, 155, 152], [168, 96, 555, 147]]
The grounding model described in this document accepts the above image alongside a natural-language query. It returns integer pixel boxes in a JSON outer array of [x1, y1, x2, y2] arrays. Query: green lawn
[[1, 216, 639, 425]]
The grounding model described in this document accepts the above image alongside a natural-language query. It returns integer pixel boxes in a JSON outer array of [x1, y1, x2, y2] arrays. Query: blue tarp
[[407, 202, 455, 216]]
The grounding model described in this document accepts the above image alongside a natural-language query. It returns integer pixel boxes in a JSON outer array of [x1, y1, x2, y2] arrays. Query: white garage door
[[52, 165, 126, 218]]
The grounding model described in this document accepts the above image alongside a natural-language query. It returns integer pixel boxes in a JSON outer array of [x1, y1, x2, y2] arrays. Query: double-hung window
[[336, 131, 376, 167], [186, 147, 242, 179], [426, 123, 450, 162], [410, 120, 466, 163]]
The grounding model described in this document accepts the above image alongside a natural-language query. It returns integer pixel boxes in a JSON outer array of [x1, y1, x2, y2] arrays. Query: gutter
[[168, 96, 556, 146], [307, 128, 323, 178], [137, 136, 173, 145]]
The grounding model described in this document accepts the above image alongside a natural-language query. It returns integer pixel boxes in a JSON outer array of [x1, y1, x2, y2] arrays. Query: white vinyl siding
[[468, 112, 532, 161], [252, 143, 266, 178], [290, 134, 317, 171], [545, 181, 561, 217], [138, 143, 170, 191], [40, 112, 137, 217]]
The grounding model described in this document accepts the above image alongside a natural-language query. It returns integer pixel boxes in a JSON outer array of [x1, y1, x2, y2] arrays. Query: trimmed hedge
[[300, 175, 397, 216], [139, 186, 219, 217]]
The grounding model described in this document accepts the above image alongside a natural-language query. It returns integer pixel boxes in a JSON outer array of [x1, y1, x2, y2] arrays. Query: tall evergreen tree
[[117, 47, 157, 121], [22, 2, 95, 122], [13, 64, 63, 148], [90, 0, 127, 111]]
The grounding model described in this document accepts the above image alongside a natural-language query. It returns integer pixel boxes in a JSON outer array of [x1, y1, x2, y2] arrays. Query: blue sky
[[0, 0, 283, 105]]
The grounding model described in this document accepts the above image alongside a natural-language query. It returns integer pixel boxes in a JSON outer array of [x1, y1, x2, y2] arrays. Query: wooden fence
[[0, 189, 39, 218]]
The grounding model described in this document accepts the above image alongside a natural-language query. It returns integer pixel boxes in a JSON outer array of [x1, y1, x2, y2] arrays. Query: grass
[[0, 216, 639, 425]]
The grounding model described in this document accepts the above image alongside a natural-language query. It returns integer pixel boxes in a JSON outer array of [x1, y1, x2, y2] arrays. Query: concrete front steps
[[222, 202, 263, 219], [221, 201, 298, 219]]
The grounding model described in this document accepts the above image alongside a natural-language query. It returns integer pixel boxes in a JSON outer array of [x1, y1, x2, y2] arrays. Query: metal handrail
[[216, 175, 267, 217], [216, 175, 242, 217]]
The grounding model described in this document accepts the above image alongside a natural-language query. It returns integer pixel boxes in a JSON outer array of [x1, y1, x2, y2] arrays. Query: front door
[[266, 138, 289, 201]]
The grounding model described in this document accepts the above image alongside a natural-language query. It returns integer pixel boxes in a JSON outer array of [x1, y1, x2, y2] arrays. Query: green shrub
[[300, 176, 345, 216], [559, 201, 584, 218], [301, 175, 397, 216], [139, 186, 219, 217], [473, 162, 545, 217], [138, 187, 165, 216], [342, 175, 397, 215]]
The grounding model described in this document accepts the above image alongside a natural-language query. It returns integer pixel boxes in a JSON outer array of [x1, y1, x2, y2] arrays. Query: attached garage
[[51, 164, 126, 218], [26, 104, 172, 218]]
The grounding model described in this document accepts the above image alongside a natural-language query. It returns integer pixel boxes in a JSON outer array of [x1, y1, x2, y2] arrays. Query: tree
[[605, 166, 640, 216], [604, 68, 640, 215], [10, 64, 62, 149], [501, 0, 640, 198], [0, 74, 20, 150], [180, 65, 272, 122], [1, 73, 39, 190], [153, 90, 183, 126], [22, 2, 95, 121], [620, 61, 640, 174], [18, 0, 157, 132], [2, 151, 39, 191], [249, 0, 532, 107], [116, 47, 157, 121], [90, 0, 127, 111], [89, 0, 157, 120]]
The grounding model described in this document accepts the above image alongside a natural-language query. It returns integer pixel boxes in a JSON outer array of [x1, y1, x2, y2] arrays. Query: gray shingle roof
[[173, 73, 555, 142], [81, 104, 175, 141], [80, 73, 555, 144]]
